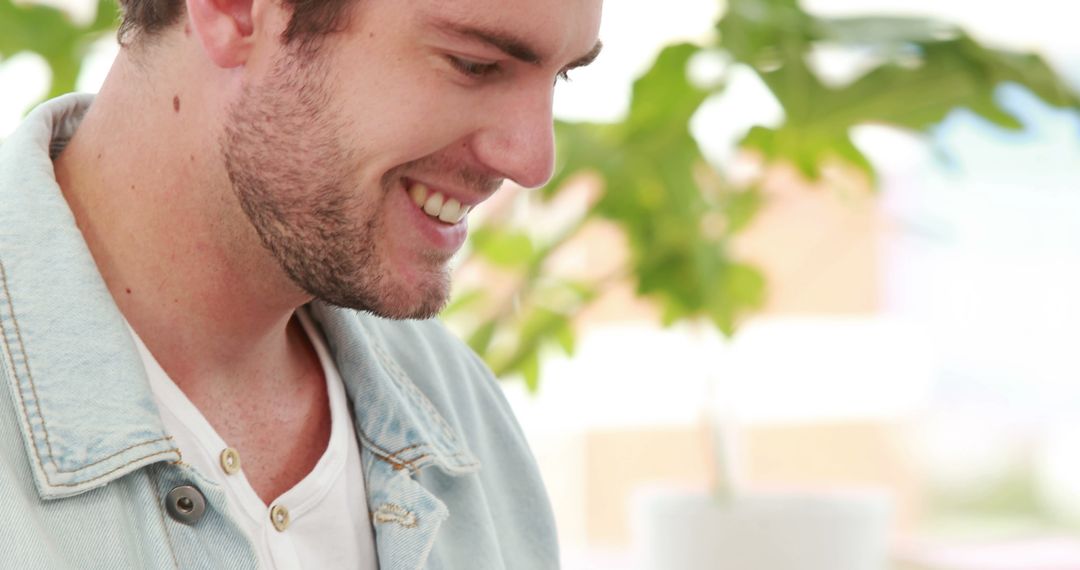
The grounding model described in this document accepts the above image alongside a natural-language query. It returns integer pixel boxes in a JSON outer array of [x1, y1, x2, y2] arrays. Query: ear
[[185, 0, 256, 68]]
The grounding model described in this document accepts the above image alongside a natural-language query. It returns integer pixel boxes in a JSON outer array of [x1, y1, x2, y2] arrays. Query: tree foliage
[[452, 0, 1079, 389], [1, 0, 118, 98]]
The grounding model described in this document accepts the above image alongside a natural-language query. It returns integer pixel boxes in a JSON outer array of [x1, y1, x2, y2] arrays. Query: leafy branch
[[448, 0, 1080, 389]]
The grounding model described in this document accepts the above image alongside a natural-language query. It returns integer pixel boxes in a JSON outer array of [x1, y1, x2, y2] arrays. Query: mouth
[[406, 180, 473, 225]]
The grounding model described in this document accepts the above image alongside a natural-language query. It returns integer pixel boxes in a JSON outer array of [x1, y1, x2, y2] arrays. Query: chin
[[312, 270, 450, 320], [370, 291, 448, 320]]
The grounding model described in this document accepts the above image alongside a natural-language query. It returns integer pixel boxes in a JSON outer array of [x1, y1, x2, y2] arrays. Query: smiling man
[[0, 0, 602, 568]]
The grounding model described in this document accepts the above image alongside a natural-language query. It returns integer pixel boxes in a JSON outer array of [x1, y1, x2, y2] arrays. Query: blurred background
[[4, 0, 1080, 568]]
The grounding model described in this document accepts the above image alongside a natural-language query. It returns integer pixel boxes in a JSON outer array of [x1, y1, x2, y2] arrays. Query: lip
[[398, 178, 469, 253]]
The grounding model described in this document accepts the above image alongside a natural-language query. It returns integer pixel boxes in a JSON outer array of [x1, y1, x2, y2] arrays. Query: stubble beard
[[220, 51, 450, 320]]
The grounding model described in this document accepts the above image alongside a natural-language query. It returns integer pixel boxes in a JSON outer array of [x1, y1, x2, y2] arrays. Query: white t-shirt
[[128, 310, 379, 570]]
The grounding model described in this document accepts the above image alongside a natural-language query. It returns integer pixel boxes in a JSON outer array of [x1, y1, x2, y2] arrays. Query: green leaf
[[812, 16, 961, 46], [440, 288, 486, 318], [488, 307, 570, 381], [520, 308, 568, 344], [469, 226, 535, 269], [723, 186, 765, 234], [91, 0, 121, 32], [0, 0, 120, 99], [519, 350, 541, 394], [707, 261, 767, 336], [718, 0, 822, 124], [467, 320, 497, 356], [627, 43, 709, 131], [554, 321, 575, 356], [717, 0, 1080, 183]]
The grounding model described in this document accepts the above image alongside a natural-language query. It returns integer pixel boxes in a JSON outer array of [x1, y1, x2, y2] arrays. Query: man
[[0, 0, 602, 567]]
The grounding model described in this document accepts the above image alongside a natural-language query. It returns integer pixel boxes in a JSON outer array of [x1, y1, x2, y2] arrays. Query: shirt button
[[270, 504, 290, 532], [165, 485, 207, 525], [219, 447, 242, 475]]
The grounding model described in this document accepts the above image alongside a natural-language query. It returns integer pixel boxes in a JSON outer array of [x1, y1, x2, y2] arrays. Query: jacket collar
[[0, 94, 180, 499], [307, 303, 480, 570], [307, 303, 480, 478], [0, 94, 477, 502]]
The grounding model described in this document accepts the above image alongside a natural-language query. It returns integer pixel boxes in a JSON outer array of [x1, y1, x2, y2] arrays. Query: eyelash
[[446, 55, 572, 83], [447, 55, 500, 78]]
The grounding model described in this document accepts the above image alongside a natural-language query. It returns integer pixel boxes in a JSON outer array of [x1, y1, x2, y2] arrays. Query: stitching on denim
[[356, 320, 481, 469], [314, 313, 477, 475], [355, 429, 448, 475], [148, 466, 180, 569], [355, 422, 471, 476], [0, 259, 179, 487], [400, 454, 433, 471], [66, 437, 177, 470], [43, 449, 180, 488], [0, 260, 58, 467], [348, 318, 479, 470], [368, 339, 459, 443], [355, 429, 423, 472], [372, 503, 418, 528], [354, 318, 460, 442], [0, 300, 43, 473], [385, 442, 425, 460]]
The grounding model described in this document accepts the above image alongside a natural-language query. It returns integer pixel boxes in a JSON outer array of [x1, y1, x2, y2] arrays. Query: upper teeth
[[409, 182, 471, 224]]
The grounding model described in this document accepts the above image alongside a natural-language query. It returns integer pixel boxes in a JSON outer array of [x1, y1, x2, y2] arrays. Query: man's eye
[[447, 56, 499, 78]]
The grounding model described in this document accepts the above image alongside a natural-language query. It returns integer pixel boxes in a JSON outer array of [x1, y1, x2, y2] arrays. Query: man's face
[[222, 0, 603, 319]]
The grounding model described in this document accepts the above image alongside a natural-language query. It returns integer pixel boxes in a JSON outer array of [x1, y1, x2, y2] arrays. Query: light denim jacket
[[0, 94, 558, 569]]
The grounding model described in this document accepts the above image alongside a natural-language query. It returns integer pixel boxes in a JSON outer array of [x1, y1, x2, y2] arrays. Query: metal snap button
[[165, 485, 207, 525], [219, 447, 241, 475], [270, 504, 290, 532]]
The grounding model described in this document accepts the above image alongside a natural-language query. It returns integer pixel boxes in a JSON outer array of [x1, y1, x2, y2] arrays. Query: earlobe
[[186, 0, 256, 68]]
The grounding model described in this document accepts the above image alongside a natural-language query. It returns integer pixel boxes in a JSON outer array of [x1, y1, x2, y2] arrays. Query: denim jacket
[[0, 94, 558, 569]]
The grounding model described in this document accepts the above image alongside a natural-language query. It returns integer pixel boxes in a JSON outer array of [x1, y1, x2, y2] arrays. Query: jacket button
[[165, 485, 207, 525]]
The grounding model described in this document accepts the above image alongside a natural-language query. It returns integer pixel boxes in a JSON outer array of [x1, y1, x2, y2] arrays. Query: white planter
[[632, 488, 891, 570]]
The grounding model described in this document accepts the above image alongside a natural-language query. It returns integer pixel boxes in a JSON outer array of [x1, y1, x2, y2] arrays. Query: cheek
[[327, 58, 482, 173]]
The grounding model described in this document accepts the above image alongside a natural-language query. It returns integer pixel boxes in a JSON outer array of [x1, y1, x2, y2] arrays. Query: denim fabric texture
[[0, 94, 559, 569]]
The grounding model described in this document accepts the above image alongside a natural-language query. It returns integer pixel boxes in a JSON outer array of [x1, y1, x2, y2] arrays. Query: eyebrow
[[432, 18, 603, 72]]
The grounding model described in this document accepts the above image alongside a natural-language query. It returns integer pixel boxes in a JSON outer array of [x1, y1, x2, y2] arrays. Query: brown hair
[[116, 0, 355, 49]]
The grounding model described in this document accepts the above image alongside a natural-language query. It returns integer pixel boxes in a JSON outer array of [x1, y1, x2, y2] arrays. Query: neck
[[53, 50, 314, 393]]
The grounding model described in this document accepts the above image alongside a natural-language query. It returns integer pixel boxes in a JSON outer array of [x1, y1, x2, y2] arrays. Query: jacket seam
[[350, 317, 480, 472], [355, 429, 427, 473], [355, 421, 476, 475], [0, 258, 178, 486], [0, 259, 58, 466], [369, 340, 460, 444], [43, 449, 181, 488]]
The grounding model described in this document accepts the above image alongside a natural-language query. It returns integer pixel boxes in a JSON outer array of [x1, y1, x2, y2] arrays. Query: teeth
[[422, 192, 444, 216], [438, 199, 462, 223], [408, 182, 473, 224], [409, 182, 429, 207]]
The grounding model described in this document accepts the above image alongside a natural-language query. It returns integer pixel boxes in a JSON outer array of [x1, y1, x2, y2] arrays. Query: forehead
[[412, 0, 603, 60]]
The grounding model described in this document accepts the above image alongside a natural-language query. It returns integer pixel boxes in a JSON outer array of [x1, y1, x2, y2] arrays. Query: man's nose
[[470, 89, 556, 190]]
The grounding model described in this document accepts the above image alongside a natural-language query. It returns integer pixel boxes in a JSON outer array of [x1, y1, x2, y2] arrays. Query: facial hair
[[220, 51, 451, 319]]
